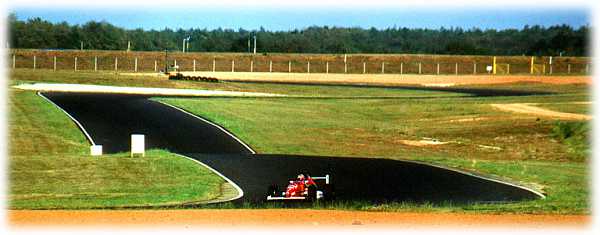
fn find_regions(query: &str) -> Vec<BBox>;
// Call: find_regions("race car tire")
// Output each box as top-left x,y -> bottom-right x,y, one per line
307,185 -> 318,202
322,184 -> 335,201
267,185 -> 279,197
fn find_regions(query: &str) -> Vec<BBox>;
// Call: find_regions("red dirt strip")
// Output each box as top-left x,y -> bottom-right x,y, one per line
8,209 -> 589,229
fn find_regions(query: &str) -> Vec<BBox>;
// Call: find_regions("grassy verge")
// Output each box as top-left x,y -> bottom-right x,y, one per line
9,90 -> 227,209
154,86 -> 590,214
8,69 -> 591,213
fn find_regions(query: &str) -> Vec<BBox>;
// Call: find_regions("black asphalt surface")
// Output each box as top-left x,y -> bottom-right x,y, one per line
43,92 -> 251,154
42,92 -> 543,204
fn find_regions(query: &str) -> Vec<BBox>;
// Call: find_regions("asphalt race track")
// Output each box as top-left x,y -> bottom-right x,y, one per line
42,92 -> 543,204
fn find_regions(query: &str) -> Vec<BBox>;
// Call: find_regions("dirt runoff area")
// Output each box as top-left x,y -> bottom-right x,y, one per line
491,103 -> 592,120
8,209 -> 589,229
179,72 -> 591,86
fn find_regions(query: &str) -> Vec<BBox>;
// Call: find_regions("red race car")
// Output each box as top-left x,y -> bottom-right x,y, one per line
266,173 -> 332,201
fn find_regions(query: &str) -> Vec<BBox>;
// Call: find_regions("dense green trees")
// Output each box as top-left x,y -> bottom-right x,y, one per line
8,14 -> 589,56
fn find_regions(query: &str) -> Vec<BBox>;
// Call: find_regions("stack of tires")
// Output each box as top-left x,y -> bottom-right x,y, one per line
168,73 -> 219,83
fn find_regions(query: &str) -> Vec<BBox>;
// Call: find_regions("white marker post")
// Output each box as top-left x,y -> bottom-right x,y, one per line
131,134 -> 145,157
549,56 -> 553,75
363,62 -> 366,74
455,63 -> 458,75
400,62 -> 403,75
90,145 -> 103,156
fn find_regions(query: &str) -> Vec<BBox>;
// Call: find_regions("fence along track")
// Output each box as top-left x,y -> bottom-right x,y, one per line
9,49 -> 592,75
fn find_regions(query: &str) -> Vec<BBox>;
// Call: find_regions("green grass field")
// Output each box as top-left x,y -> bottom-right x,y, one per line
154,84 -> 590,214
8,69 -> 591,213
8,90 -> 228,209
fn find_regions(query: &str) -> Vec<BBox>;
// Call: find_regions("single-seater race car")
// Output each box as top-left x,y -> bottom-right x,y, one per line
266,173 -> 333,201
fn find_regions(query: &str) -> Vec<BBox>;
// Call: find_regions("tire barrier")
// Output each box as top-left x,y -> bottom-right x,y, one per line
168,73 -> 219,83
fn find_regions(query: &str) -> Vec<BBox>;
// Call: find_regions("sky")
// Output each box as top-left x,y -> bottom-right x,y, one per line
10,5 -> 590,31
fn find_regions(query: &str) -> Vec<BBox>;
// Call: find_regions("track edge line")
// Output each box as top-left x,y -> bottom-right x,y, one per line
402,159 -> 547,200
37,92 -> 96,146
156,100 -> 256,154
173,153 -> 244,202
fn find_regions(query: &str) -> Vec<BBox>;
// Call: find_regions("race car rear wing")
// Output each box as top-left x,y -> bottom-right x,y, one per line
312,174 -> 330,184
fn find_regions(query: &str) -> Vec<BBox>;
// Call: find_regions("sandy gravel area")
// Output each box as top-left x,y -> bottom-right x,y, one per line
491,103 -> 592,120
179,72 -> 591,86
13,83 -> 285,97
8,209 -> 588,229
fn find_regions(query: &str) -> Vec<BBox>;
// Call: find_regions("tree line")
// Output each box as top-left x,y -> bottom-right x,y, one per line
8,13 -> 589,56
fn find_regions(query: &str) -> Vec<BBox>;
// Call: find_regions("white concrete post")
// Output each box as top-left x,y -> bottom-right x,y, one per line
130,134 -> 145,157
326,62 -> 329,74
231,60 -> 235,72
269,60 -> 273,72
381,62 -> 385,74
90,145 -> 103,156
134,57 -> 138,72
174,59 -> 177,68
436,63 -> 440,75
74,57 -> 78,71
288,61 -> 291,73
193,59 -> 196,72
400,62 -> 403,75
586,64 -> 589,74
507,64 -> 510,74
250,60 -> 253,72
363,62 -> 366,74
94,57 -> 98,71
549,56 -> 553,75
154,60 -> 157,72
455,63 -> 458,75
307,61 -> 310,73
567,64 -> 571,74
418,62 -> 422,74
33,55 -> 36,70
473,63 -> 477,74
12,54 -> 15,69
212,58 -> 216,72
53,56 -> 57,71
114,57 -> 118,71
344,62 -> 347,73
